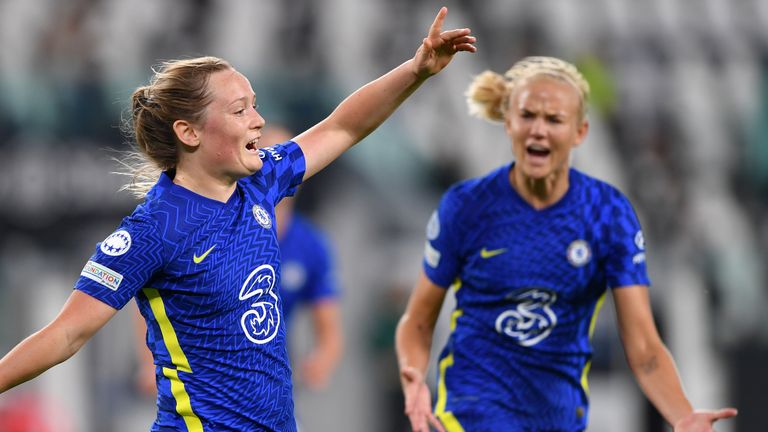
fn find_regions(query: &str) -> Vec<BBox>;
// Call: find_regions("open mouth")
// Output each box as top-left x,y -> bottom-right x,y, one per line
526,144 -> 551,158
245,137 -> 260,153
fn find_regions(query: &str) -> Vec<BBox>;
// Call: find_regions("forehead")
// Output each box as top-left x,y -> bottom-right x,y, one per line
511,75 -> 581,112
207,68 -> 254,105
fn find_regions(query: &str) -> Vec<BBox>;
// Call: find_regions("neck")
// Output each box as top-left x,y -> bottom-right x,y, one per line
509,165 -> 570,210
173,165 -> 238,203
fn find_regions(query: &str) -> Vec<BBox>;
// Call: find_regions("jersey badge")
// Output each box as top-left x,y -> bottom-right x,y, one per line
634,230 -> 645,250
424,241 -> 441,268
100,230 -> 132,256
252,204 -> 272,229
281,261 -> 306,291
81,260 -> 123,291
566,239 -> 591,267
426,210 -> 440,240
193,245 -> 217,264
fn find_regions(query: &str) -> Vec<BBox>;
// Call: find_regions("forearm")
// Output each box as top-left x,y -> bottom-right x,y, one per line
395,314 -> 435,385
0,323 -> 82,393
313,330 -> 343,365
629,344 -> 693,425
329,59 -> 425,144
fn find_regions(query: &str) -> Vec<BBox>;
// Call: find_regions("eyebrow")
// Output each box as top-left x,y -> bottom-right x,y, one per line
227,94 -> 256,107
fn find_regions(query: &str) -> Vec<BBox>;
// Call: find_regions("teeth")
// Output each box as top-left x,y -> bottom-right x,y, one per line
528,145 -> 548,151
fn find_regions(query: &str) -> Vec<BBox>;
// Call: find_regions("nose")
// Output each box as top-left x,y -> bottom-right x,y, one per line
250,106 -> 265,129
529,117 -> 547,138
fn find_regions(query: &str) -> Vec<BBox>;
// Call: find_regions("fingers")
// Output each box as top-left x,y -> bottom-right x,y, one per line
440,28 -> 472,41
709,408 -> 738,420
438,30 -> 476,54
428,7 -> 448,39
427,412 -> 446,432
451,35 -> 477,53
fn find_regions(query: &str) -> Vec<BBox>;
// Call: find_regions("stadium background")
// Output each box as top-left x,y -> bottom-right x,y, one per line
0,0 -> 766,431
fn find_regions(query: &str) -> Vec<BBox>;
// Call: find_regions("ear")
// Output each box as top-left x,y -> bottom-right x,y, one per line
504,114 -> 513,136
173,119 -> 201,147
572,119 -> 589,148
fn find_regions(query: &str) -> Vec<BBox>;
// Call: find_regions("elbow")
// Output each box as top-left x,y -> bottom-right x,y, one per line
625,341 -> 667,376
44,322 -> 89,362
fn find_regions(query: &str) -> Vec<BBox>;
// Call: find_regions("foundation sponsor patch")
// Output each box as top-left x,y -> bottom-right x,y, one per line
81,260 -> 123,291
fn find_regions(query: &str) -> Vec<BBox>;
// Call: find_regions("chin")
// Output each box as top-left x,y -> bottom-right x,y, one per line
245,157 -> 264,174
521,164 -> 551,180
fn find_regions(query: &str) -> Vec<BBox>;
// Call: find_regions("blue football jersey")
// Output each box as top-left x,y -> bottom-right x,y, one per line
278,214 -> 338,325
76,142 -> 306,431
423,163 -> 650,431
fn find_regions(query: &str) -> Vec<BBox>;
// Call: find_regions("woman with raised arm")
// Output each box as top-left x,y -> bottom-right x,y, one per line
0,8 -> 474,431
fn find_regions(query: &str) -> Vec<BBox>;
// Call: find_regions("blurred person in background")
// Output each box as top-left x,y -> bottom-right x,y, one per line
264,125 -> 343,393
395,56 -> 736,432
0,8 -> 475,431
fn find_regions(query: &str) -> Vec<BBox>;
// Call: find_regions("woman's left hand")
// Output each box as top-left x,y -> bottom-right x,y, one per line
413,7 -> 476,79
673,408 -> 738,432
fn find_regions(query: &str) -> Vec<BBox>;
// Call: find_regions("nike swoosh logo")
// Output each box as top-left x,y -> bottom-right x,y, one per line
480,247 -> 507,259
193,245 -> 217,264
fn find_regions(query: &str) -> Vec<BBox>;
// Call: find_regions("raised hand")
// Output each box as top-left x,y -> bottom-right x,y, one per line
413,7 -> 477,79
401,366 -> 444,432
673,408 -> 738,432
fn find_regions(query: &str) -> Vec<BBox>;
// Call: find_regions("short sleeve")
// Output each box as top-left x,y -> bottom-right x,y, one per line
74,217 -> 165,309
258,141 -> 306,204
422,189 -> 464,289
605,192 -> 651,289
304,233 -> 339,304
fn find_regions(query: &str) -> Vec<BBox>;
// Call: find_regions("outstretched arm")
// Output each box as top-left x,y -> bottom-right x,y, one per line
295,7 -> 476,180
0,290 -> 118,393
613,286 -> 737,431
395,270 -> 448,432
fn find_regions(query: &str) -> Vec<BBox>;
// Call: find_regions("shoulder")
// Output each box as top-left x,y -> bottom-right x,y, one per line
441,164 -> 509,216
572,168 -> 633,207
259,142 -> 304,171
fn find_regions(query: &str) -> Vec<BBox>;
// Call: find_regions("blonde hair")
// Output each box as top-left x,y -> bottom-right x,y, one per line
118,56 -> 233,198
466,56 -> 590,123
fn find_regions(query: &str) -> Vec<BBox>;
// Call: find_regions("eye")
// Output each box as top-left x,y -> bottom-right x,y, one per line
520,110 -> 535,119
234,108 -> 246,116
546,115 -> 563,124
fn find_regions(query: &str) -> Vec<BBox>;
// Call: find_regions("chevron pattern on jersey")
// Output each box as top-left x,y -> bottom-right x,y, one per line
76,142 -> 306,431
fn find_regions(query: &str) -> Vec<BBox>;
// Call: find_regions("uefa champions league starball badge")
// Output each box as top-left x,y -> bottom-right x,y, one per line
100,230 -> 132,256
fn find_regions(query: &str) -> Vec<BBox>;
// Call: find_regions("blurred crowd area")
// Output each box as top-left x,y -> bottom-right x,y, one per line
0,0 -> 767,431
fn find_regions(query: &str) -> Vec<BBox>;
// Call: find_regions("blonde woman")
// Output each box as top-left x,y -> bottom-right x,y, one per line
395,57 -> 736,432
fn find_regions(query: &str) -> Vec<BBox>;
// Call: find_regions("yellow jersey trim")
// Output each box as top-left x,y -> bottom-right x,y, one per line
163,367 -> 204,432
434,307 -> 465,432
144,288 -> 202,430
581,291 -> 607,395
